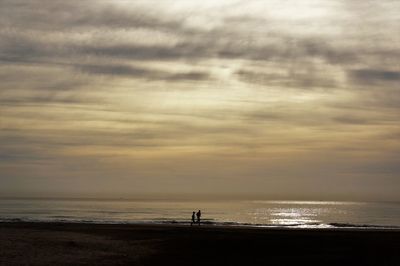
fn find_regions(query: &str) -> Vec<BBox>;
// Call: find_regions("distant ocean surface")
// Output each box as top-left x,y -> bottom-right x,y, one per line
0,199 -> 399,229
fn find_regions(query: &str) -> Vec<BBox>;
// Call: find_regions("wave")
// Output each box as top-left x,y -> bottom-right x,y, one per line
1,216 -> 399,230
327,222 -> 400,229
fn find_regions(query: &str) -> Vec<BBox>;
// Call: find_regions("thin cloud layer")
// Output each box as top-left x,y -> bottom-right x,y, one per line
0,0 -> 399,200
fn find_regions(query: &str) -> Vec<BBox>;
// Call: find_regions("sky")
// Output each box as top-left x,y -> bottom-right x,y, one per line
0,0 -> 399,201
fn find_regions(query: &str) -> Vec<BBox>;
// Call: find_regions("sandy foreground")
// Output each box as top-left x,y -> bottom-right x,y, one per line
0,222 -> 399,266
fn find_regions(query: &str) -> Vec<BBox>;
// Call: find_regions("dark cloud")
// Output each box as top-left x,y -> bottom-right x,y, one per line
76,36 -> 370,67
235,68 -> 337,89
0,0 -> 186,32
167,71 -> 210,81
0,93 -> 100,106
77,63 -> 210,81
78,64 -> 150,77
78,42 -> 210,61
298,39 -> 358,65
0,2 -> 375,70
349,69 -> 400,84
0,32 -> 56,62
332,116 -> 370,125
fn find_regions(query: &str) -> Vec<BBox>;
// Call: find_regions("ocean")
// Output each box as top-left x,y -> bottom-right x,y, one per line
0,198 -> 399,229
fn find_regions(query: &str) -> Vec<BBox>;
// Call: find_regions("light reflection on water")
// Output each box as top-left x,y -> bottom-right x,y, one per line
251,200 -> 364,205
251,207 -> 323,225
0,199 -> 399,228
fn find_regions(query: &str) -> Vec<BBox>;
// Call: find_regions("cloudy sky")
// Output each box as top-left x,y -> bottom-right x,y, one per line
1,0 -> 399,200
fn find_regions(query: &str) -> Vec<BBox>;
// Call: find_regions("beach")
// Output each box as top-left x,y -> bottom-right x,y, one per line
0,222 -> 399,266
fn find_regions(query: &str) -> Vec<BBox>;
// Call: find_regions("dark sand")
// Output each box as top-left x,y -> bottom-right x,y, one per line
0,222 -> 399,266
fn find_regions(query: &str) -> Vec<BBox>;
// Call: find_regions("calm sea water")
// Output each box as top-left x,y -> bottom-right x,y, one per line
0,199 -> 399,229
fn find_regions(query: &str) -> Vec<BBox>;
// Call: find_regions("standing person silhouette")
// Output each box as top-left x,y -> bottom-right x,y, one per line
191,211 -> 196,226
196,210 -> 201,226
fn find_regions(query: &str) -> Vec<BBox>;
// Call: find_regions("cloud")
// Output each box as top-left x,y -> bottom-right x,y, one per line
78,64 -> 151,77
332,116 -> 370,125
235,68 -> 337,90
1,0 -> 398,91
77,63 -> 210,81
0,1 -> 373,68
349,69 -> 400,84
1,0 -> 400,200
0,0 -> 186,32
77,42 -> 209,61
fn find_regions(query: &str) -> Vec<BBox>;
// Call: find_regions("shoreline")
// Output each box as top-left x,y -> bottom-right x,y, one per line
1,221 -> 399,265
1,219 -> 400,231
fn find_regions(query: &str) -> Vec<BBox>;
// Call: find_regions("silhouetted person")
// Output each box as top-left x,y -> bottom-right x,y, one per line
196,210 -> 201,225
191,211 -> 195,226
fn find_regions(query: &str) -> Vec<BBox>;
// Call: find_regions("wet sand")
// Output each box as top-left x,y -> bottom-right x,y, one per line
0,222 -> 399,265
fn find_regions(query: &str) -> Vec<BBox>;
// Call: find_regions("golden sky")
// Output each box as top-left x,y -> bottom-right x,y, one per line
0,0 -> 399,200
